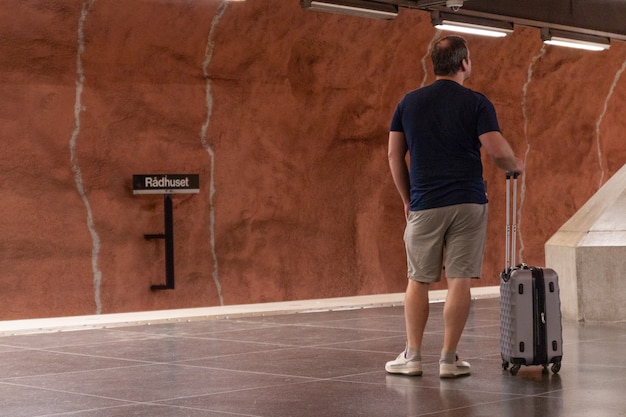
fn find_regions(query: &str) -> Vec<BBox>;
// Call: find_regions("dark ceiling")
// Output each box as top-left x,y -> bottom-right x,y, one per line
376,0 -> 626,42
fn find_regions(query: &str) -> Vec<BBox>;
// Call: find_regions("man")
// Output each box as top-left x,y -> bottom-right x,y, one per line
385,35 -> 524,378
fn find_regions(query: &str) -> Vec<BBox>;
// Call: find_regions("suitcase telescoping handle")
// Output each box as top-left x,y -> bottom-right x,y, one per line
503,172 -> 519,281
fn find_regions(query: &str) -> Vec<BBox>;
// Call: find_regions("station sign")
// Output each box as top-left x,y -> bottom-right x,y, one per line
133,174 -> 199,194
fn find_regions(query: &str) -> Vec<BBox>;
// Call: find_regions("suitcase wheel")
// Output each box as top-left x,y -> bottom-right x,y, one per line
551,361 -> 561,374
510,364 -> 521,375
502,360 -> 509,371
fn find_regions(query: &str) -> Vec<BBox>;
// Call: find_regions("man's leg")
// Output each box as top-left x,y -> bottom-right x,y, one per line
385,279 -> 430,375
405,279 -> 430,351
387,207 -> 445,376
442,277 -> 472,352
440,277 -> 472,377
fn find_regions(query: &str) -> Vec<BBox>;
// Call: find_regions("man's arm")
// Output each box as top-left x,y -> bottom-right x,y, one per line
479,131 -> 525,173
388,131 -> 411,218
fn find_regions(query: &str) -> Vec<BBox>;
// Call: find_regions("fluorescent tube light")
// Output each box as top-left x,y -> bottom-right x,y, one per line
301,0 -> 398,20
541,28 -> 610,51
431,11 -> 513,38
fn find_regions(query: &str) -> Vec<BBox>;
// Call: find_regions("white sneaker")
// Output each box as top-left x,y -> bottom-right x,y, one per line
439,356 -> 471,378
385,351 -> 423,376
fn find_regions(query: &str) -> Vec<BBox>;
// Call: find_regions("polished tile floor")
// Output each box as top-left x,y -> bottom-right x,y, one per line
0,297 -> 625,417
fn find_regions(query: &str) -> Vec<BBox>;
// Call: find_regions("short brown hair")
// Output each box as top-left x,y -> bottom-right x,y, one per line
431,35 -> 468,76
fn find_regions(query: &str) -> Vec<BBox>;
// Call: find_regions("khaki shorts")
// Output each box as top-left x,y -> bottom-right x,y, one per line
403,203 -> 488,283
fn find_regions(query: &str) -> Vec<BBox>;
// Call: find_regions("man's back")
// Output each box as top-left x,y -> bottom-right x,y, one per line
390,79 -> 498,211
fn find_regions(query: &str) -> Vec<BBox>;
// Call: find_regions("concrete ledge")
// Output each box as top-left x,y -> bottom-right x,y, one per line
546,163 -> 626,322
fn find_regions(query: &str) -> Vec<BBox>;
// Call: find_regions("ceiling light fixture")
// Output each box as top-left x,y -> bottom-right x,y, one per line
300,0 -> 398,20
431,11 -> 513,38
541,28 -> 610,51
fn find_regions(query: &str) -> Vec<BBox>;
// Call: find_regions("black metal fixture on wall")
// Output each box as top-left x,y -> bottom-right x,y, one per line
132,174 -> 200,291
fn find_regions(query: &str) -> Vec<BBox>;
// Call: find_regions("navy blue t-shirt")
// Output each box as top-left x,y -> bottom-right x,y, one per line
390,80 -> 499,211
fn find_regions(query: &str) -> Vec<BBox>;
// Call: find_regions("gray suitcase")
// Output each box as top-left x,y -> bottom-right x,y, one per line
500,173 -> 563,375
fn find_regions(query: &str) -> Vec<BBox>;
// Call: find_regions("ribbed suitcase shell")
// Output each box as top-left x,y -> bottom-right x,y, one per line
499,173 -> 563,375
500,266 -> 563,374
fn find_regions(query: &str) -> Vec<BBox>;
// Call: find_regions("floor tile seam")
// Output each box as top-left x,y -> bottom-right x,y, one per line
0,361 -> 175,382
104,329 -> 324,346
199,343 -> 392,358
161,333 -> 297,345
275,320 -> 409,328
274,330 -> 451,347
455,352 -> 504,362
150,377 -> 326,404
302,319 -> 454,334
184,331 -> 413,347
526,395 -> 626,415
211,312 -> 406,325
49,400 -> 262,417
0,342 -> 205,366
0,379 -> 141,404
308,339 -> 440,359
177,334 -> 323,348
0,334 -> 190,350
166,360 -> 329,381
328,376 -> 531,399
101,327 -> 286,339
150,403 -> 263,417
164,344 -> 439,365
34,390 -> 266,417
298,336 -> 415,349
268,323 -> 409,334
0,343 -> 32,349
0,345 -> 35,354
170,345 -> 305,362
232,320 -> 410,331
157,322 -> 292,334
19,346 -> 171,365
534,380 -> 626,399
0,325 -> 193,342
306,342 -> 440,354
409,396 -> 532,417
300,331 -> 501,357
106,320 -> 284,330
162,375 -> 325,403
463,323 -> 501,330
137,326 -> 288,337
529,383 -> 626,401
2,368 -> 323,405
471,352 -> 503,360
297,336 -> 502,352
40,402 -> 178,417
455,332 -> 500,340
464,321 -> 501,328
291,343 -> 503,361
233,314 -> 407,326
290,343 -> 446,360
183,326 -> 408,339
556,361 -> 626,369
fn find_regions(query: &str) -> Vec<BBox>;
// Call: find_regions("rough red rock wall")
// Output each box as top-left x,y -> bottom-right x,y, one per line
0,0 -> 624,319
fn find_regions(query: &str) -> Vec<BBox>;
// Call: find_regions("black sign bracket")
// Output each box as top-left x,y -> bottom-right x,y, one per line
133,174 -> 199,291
145,194 -> 175,290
